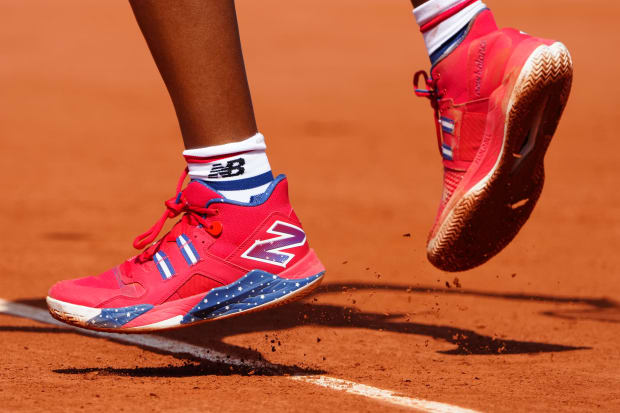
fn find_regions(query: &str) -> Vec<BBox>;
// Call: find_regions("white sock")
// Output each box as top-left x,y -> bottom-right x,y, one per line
183,133 -> 274,203
414,0 -> 487,61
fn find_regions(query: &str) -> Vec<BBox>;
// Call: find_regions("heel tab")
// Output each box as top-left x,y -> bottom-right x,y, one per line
265,174 -> 288,196
247,174 -> 288,205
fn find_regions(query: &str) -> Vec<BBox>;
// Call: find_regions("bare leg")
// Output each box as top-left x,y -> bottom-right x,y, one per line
129,0 -> 257,149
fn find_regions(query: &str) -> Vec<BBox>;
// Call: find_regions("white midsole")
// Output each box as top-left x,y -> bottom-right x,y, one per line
46,296 -> 101,324
128,316 -> 184,331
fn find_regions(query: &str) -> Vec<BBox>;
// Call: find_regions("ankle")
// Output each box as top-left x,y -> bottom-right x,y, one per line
183,133 -> 274,203
414,0 -> 490,64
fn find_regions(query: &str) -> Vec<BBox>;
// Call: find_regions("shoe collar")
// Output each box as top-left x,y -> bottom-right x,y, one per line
188,174 -> 287,208
430,8 -> 495,71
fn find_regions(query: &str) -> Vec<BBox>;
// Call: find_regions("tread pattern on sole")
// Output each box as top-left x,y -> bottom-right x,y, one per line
428,43 -> 573,272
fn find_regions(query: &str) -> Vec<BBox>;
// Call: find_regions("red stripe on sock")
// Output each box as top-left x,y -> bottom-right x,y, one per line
184,150 -> 251,164
419,0 -> 478,33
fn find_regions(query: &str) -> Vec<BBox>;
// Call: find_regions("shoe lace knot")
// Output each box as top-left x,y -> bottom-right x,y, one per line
413,70 -> 442,108
132,168 -> 222,263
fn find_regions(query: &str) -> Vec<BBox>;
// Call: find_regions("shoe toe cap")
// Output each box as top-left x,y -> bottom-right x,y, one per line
47,269 -> 123,308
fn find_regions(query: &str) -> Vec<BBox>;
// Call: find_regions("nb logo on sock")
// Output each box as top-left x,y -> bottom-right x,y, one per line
208,158 -> 246,178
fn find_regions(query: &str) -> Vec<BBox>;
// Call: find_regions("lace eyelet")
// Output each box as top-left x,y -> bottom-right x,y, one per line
206,221 -> 223,237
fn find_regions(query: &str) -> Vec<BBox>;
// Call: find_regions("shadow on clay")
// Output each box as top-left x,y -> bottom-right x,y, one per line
153,282 -> 596,358
323,282 -> 620,325
10,283 -> 611,377
0,323 -> 323,377
52,362 -> 321,378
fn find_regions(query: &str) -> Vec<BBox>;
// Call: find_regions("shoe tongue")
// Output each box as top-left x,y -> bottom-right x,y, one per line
183,180 -> 223,206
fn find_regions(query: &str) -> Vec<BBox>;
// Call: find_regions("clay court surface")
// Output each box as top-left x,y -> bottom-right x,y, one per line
1,0 -> 619,411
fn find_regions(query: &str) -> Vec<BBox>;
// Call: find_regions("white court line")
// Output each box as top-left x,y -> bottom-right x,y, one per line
292,376 -> 480,413
0,298 -> 481,413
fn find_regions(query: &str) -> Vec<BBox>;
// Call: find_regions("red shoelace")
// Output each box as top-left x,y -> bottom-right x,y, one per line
414,70 -> 444,153
133,168 -> 222,263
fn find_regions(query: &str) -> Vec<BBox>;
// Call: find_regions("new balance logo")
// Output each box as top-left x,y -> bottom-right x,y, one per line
473,40 -> 487,99
208,158 -> 245,178
241,221 -> 306,268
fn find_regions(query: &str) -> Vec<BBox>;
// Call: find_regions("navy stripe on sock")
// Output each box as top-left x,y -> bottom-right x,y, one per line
430,24 -> 470,65
205,171 -> 274,191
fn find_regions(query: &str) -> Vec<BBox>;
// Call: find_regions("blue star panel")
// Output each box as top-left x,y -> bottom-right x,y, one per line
87,304 -> 154,329
182,270 -> 324,324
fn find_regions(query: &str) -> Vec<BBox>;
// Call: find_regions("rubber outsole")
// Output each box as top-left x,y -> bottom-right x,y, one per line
47,270 -> 325,334
427,42 -> 573,272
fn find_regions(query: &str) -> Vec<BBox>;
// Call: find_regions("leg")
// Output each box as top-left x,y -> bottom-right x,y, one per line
129,0 -> 256,149
131,0 -> 274,202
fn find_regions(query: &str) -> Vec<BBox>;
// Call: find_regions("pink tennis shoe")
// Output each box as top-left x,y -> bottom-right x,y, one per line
415,10 -> 573,271
47,170 -> 325,332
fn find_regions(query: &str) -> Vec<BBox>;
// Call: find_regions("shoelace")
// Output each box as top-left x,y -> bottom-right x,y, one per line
133,168 -> 222,263
413,70 -> 439,103
414,70 -> 444,152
